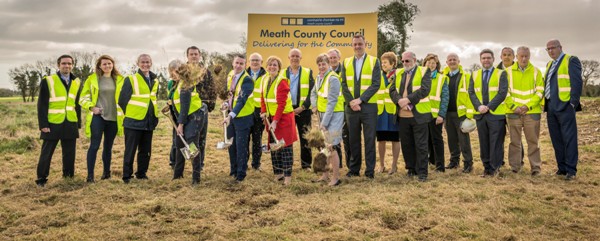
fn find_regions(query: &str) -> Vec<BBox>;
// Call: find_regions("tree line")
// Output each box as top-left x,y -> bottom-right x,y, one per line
8,0 -> 600,101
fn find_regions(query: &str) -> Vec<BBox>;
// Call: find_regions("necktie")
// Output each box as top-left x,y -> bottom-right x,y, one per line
482,70 -> 490,105
228,75 -> 238,109
403,70 -> 412,97
545,60 -> 558,99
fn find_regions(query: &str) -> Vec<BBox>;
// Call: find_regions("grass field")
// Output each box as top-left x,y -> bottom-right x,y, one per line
0,98 -> 599,240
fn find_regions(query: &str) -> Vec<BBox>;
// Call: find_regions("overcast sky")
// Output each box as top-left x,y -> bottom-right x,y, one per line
1,0 -> 599,89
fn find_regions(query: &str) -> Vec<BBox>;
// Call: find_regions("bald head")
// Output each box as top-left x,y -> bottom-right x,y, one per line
546,39 -> 563,60
288,48 -> 302,68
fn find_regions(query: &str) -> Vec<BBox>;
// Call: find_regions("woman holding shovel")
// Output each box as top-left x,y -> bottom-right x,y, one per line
310,53 -> 344,186
260,56 -> 297,186
171,63 -> 205,185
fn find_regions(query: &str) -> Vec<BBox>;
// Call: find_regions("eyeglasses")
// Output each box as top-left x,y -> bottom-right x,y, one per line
250,59 -> 261,62
546,46 -> 561,51
401,60 -> 411,63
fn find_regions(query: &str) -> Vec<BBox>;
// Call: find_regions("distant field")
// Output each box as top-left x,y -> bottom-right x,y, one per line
0,98 -> 599,240
0,96 -> 24,102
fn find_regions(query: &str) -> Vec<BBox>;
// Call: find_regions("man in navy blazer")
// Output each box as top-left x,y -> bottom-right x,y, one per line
223,54 -> 255,182
543,39 -> 582,180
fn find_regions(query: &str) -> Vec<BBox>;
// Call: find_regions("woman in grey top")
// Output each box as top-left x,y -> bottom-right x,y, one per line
80,55 -> 124,182
310,53 -> 344,186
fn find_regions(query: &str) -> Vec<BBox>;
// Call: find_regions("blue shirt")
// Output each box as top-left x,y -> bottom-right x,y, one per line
289,68 -> 300,106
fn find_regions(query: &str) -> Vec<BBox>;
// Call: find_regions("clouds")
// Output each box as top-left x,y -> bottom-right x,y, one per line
0,0 -> 599,88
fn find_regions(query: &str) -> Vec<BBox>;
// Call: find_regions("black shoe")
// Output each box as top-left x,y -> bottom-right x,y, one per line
346,172 -> 359,178
511,170 -> 519,173
331,179 -> 342,186
480,170 -> 493,177
192,179 -> 200,185
446,163 -> 459,169
101,173 -> 111,180
35,180 -> 47,187
365,174 -> 374,179
435,168 -> 445,173
123,178 -> 131,184
555,170 -> 567,176
86,177 -> 95,183
565,173 -> 576,180
136,175 -> 148,180
531,170 -> 541,176
418,176 -> 428,182
407,169 -> 417,177
462,165 -> 473,173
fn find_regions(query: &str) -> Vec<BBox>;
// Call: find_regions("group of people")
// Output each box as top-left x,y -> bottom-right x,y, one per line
35,36 -> 582,187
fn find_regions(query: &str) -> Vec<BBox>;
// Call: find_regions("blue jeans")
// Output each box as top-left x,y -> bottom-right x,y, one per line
87,115 -> 118,179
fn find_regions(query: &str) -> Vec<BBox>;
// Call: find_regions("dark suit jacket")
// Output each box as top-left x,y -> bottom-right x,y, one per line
37,71 -> 82,140
389,67 -> 432,125
230,71 -> 254,118
543,54 -> 583,113
468,68 -> 508,121
340,54 -> 382,106
284,66 -> 314,109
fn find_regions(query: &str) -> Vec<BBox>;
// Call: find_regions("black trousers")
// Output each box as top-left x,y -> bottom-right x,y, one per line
476,116 -> 506,173
340,117 -> 352,168
173,111 -> 204,181
547,105 -> 579,175
444,112 -> 473,167
248,108 -> 265,169
345,104 -> 378,177
428,119 -> 445,171
294,109 -> 312,169
198,105 -> 209,170
123,128 -> 153,180
36,138 -> 76,183
398,117 -> 429,177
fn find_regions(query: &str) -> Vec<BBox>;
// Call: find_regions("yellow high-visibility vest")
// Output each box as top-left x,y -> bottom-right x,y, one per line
45,74 -> 80,124
124,73 -> 158,120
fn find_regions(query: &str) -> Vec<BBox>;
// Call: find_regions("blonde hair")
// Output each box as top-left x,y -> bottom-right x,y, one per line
380,52 -> 398,68
266,56 -> 283,78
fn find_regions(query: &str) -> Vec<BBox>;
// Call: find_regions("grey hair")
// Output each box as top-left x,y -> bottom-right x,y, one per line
168,59 -> 184,71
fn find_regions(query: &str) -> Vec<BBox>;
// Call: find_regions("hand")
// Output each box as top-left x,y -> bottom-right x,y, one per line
293,107 -> 304,115
260,112 -> 267,120
350,98 -> 362,107
221,102 -> 229,111
513,106 -> 522,115
312,107 -> 318,114
436,117 -> 444,125
478,105 -> 489,114
398,98 -> 410,109
176,124 -> 184,136
41,127 -> 50,133
92,107 -> 102,115
351,104 -> 361,111
223,116 -> 231,126
519,106 -> 528,115
270,120 -> 278,132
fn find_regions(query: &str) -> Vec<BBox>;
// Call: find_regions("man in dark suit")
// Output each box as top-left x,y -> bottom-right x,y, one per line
389,51 -> 432,181
340,34 -> 381,179
469,49 -> 509,177
543,39 -> 583,180
282,48 -> 314,170
36,54 -> 82,187
328,48 -> 351,169
223,54 -> 255,182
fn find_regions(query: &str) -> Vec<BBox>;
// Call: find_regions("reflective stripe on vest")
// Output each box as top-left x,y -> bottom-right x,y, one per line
344,55 -> 380,103
227,70 -> 254,118
173,81 -> 202,115
125,73 -> 158,120
473,69 -> 507,115
429,73 -> 448,117
377,71 -> 397,115
281,67 -> 311,106
395,66 -> 431,114
252,74 -> 265,108
81,73 -> 125,138
46,74 -> 80,124
317,71 -> 345,113
546,54 -> 572,102
506,63 -> 543,114
262,73 -> 293,116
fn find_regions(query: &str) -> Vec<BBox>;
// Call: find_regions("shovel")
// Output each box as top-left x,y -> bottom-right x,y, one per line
161,105 -> 200,161
264,117 -> 285,151
216,109 -> 234,150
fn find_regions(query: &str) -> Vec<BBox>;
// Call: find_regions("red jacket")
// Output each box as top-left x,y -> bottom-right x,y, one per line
261,78 -> 297,147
